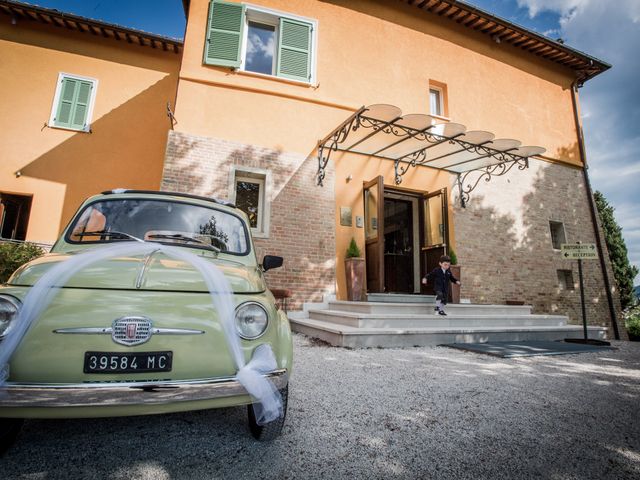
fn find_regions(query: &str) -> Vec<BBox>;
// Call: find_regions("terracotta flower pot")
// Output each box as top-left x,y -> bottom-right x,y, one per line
345,257 -> 365,301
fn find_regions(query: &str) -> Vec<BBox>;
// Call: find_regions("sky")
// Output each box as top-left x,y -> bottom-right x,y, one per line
25,0 -> 640,285
468,0 -> 640,286
24,0 -> 187,39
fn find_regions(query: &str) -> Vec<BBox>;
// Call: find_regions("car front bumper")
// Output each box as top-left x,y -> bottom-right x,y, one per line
0,369 -> 288,408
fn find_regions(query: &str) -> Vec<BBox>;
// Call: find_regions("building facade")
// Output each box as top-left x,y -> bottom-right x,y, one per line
0,0 -> 181,241
0,0 -> 623,336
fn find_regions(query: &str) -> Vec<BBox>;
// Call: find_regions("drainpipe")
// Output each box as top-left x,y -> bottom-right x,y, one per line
570,78 -> 620,339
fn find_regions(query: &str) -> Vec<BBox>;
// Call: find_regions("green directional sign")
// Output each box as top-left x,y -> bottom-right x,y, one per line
560,243 -> 598,260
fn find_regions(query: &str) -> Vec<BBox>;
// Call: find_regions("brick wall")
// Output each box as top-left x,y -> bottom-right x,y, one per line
452,159 -> 624,338
161,131 -> 625,338
161,130 -> 336,310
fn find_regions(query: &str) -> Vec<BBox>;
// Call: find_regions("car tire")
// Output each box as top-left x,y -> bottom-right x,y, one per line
0,418 -> 23,455
247,385 -> 288,441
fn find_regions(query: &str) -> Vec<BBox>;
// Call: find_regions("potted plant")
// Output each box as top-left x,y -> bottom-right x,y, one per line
448,248 -> 461,304
345,238 -> 365,301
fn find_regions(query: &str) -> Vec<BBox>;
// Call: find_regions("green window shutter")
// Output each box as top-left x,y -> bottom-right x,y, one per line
70,81 -> 93,130
54,76 -> 93,131
204,0 -> 245,67
276,18 -> 312,82
55,77 -> 77,128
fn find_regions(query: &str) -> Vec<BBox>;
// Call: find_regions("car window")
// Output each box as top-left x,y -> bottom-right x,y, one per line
67,199 -> 250,255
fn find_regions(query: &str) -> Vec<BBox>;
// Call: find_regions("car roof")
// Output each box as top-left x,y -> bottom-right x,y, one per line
99,189 -> 236,208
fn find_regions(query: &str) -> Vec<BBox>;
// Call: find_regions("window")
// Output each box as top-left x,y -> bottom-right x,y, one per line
549,221 -> 566,250
428,81 -> 448,118
0,193 -> 32,241
235,176 -> 264,230
49,73 -> 98,132
230,168 -> 271,237
429,88 -> 443,117
245,21 -> 276,75
557,270 -> 575,291
204,1 -> 316,84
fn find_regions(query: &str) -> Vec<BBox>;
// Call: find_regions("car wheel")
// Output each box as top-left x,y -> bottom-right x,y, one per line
0,418 -> 23,455
247,385 -> 288,441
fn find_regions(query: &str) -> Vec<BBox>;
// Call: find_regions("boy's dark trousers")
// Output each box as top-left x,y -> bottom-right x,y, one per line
426,268 -> 459,307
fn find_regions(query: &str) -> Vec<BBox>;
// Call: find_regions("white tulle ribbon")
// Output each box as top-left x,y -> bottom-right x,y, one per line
237,343 -> 283,423
0,242 -> 282,424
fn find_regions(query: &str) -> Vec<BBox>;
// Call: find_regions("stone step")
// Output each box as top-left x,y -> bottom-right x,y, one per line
367,293 -> 435,303
289,317 -> 608,349
328,301 -> 533,316
308,309 -> 567,329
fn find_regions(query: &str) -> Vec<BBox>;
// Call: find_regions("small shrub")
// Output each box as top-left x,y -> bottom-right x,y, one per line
0,242 -> 44,283
448,249 -> 458,265
345,238 -> 361,258
624,306 -> 640,338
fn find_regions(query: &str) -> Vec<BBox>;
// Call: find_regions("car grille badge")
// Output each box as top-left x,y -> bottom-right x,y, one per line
112,316 -> 153,346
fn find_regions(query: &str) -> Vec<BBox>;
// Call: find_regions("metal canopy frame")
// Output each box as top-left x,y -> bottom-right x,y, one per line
317,104 -> 545,207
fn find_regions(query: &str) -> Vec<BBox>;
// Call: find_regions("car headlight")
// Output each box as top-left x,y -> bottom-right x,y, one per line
0,295 -> 21,339
235,302 -> 269,340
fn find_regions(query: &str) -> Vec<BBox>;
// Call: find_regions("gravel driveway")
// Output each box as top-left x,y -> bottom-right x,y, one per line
2,334 -> 639,479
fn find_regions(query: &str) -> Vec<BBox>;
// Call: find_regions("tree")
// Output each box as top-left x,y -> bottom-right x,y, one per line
594,191 -> 639,309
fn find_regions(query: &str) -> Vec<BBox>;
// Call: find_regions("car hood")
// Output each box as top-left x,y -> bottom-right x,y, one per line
7,251 -> 266,293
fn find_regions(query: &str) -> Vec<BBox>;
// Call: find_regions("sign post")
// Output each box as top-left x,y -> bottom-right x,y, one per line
560,243 -> 608,345
577,257 -> 587,340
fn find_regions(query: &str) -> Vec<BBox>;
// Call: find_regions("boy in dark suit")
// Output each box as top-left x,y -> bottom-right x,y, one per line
421,255 -> 461,316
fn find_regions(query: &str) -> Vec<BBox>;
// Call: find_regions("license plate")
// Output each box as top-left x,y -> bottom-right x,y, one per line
84,351 -> 173,374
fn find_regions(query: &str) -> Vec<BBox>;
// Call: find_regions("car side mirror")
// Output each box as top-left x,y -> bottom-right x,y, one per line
262,255 -> 283,272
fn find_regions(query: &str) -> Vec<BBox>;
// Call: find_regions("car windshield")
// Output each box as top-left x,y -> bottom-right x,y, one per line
66,199 -> 249,255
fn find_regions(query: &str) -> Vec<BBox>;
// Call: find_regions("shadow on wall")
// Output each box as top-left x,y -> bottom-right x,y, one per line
162,133 -> 336,310
17,74 -> 177,233
452,149 -> 619,327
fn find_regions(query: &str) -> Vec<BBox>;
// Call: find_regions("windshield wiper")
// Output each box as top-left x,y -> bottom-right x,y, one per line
146,233 -> 221,253
74,230 -> 144,242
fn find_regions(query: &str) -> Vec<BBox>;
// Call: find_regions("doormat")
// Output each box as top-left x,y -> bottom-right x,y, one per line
441,340 -> 616,358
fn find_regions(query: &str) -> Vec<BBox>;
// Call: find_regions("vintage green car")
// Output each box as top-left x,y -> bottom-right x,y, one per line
0,190 -> 293,451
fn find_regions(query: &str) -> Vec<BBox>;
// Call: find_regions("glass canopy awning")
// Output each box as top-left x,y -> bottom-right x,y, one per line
317,104 -> 545,207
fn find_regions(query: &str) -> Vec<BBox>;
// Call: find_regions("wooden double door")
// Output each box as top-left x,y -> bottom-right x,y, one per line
363,176 -> 448,295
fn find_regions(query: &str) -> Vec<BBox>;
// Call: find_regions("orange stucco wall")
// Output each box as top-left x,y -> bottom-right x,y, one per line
177,0 -> 579,160
175,0 -> 583,298
0,16 -> 180,242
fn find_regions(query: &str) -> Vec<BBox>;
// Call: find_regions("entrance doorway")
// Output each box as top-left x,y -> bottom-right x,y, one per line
363,177 -> 448,295
384,196 -> 415,293
0,193 -> 33,240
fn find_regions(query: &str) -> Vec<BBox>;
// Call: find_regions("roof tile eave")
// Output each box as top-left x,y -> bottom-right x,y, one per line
403,0 -> 611,82
0,0 -> 184,53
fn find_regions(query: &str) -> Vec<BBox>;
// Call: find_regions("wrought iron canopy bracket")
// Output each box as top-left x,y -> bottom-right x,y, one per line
392,137 -> 526,186
454,157 -> 529,208
316,106 -> 366,186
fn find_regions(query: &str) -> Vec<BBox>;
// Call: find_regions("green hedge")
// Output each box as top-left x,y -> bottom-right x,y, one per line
0,242 -> 44,283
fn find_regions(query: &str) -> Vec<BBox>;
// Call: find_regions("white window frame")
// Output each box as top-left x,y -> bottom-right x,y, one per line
229,166 -> 272,238
49,72 -> 99,133
239,3 -> 318,85
429,86 -> 444,117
